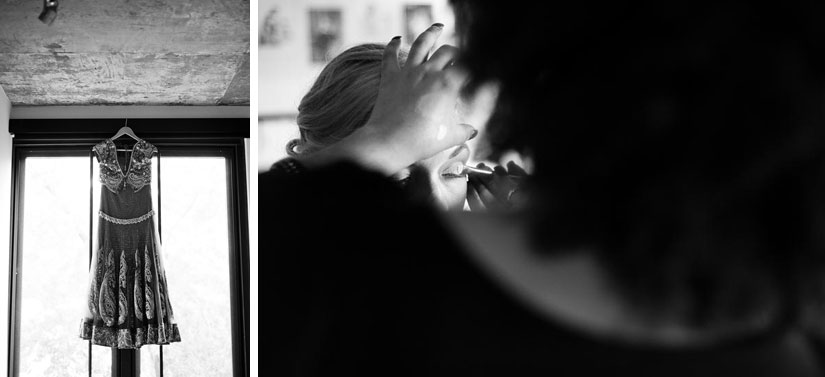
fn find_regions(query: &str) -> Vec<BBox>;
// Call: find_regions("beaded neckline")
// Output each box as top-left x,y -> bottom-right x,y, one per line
94,138 -> 155,193
107,138 -> 141,177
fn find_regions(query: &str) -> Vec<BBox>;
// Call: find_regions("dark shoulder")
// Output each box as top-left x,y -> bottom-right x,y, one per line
259,160 -> 439,257
260,160 -> 412,214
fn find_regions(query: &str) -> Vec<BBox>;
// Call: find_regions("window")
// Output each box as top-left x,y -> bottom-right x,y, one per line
8,120 -> 249,377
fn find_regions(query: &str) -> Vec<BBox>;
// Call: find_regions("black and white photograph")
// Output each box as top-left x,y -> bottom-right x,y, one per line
3,0 -> 825,376
0,0 -> 251,376
259,1 -> 825,376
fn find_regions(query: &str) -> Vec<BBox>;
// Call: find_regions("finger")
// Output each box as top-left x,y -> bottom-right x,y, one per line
509,188 -> 527,208
472,178 -> 502,209
434,122 -> 477,154
425,44 -> 458,71
382,36 -> 402,75
442,64 -> 470,89
472,162 -> 494,182
477,168 -> 517,202
408,23 -> 444,67
466,184 -> 486,212
506,160 -> 528,176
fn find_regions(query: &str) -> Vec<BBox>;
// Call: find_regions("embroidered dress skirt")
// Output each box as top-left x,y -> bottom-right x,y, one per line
80,139 -> 181,349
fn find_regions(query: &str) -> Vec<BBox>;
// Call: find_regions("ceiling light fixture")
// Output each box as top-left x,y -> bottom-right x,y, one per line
38,0 -> 58,25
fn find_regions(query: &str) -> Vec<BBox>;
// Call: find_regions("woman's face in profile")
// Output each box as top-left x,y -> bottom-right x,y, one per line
394,82 -> 500,211
395,143 -> 472,210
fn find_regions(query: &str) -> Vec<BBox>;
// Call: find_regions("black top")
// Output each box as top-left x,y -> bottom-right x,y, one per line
262,161 -> 825,376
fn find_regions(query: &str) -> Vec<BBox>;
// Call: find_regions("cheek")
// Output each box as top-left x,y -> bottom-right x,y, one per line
429,176 -> 468,210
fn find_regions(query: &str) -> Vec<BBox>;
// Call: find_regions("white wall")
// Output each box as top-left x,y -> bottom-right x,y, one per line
258,0 -> 455,116
0,85 -> 12,375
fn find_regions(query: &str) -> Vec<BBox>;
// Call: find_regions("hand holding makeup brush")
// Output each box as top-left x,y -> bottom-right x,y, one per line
466,161 -> 528,212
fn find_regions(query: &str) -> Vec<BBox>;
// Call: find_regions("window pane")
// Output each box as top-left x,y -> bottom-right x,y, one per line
140,345 -> 161,377
91,347 -> 112,377
141,157 -> 233,376
18,157 -> 106,376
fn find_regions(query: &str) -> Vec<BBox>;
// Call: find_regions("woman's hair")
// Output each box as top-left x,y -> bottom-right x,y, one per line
287,44 -> 408,157
450,1 -> 825,329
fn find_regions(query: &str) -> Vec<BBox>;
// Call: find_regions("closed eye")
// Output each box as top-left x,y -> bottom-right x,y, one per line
394,167 -> 413,186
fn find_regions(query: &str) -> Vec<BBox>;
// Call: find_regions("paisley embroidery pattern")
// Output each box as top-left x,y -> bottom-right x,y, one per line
87,277 -> 97,317
93,250 -> 104,315
145,246 -> 155,320
134,327 -> 145,348
117,329 -> 134,349
99,251 -> 116,327
88,251 -> 102,317
134,249 -> 144,322
84,243 -> 182,348
80,320 -> 181,349
157,270 -> 166,321
118,251 -> 128,325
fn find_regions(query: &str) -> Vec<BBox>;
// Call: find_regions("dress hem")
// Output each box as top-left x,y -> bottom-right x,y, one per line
79,320 -> 181,349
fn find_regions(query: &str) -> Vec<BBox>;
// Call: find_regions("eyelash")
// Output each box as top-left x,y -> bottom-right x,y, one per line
441,172 -> 465,179
396,166 -> 466,186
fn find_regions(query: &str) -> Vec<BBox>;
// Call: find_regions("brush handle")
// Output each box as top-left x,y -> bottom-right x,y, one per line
463,165 -> 526,180
462,165 -> 493,175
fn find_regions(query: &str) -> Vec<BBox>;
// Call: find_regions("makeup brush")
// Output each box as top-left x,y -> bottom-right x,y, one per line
460,164 -> 525,180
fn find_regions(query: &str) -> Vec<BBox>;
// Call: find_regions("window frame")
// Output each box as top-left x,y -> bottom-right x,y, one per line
6,118 -> 250,377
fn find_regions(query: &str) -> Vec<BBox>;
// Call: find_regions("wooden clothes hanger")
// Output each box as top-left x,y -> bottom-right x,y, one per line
111,119 -> 140,151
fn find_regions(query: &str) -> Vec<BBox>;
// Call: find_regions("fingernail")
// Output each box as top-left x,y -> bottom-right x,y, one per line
468,128 -> 478,140
432,23 -> 444,29
391,36 -> 401,41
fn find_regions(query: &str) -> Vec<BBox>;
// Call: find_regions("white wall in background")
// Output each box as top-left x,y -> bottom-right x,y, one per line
258,0 -> 455,116
0,84 -> 12,375
259,118 -> 300,172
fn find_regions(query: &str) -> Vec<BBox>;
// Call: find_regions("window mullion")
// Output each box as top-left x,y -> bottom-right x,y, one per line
89,150 -> 93,377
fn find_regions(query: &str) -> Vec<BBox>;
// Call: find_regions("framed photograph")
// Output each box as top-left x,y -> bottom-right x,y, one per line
309,9 -> 342,63
260,7 -> 289,47
405,5 -> 433,43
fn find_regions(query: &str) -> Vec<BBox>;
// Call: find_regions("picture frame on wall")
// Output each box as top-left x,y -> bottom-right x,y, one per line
309,9 -> 343,63
260,6 -> 289,47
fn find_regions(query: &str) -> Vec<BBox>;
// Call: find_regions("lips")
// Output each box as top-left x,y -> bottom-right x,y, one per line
441,144 -> 472,178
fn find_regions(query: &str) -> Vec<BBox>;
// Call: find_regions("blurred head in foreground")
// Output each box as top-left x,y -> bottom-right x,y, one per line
450,0 -> 825,332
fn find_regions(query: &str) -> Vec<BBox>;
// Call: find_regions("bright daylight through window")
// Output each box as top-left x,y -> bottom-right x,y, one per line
17,156 -> 233,377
